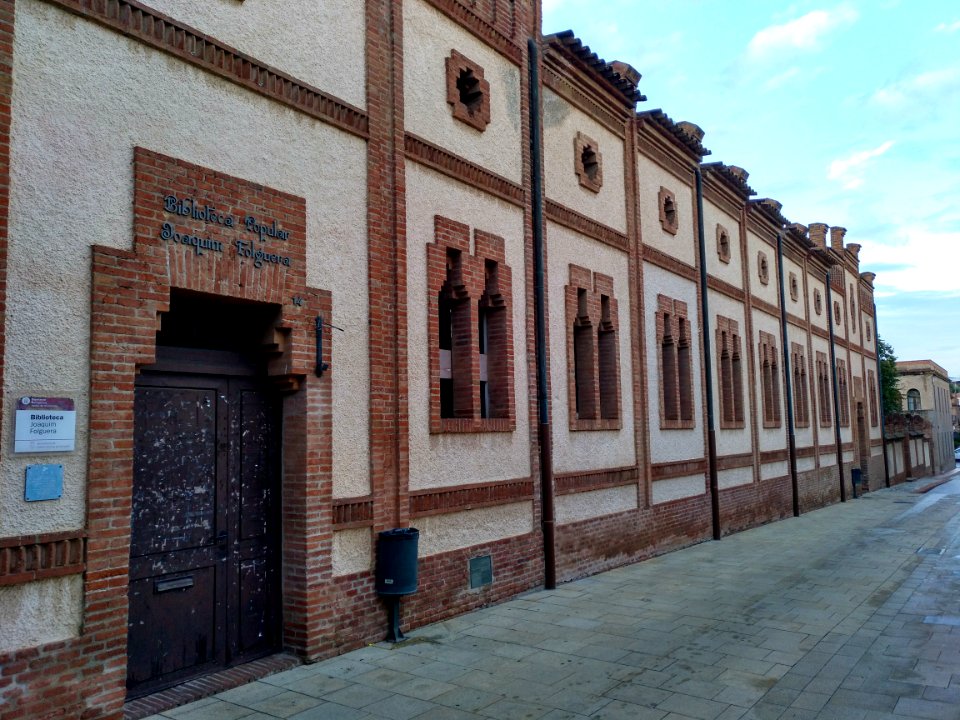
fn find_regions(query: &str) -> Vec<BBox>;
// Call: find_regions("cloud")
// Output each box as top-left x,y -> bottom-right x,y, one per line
872,67 -> 960,107
827,141 -> 894,189
747,6 -> 859,59
764,67 -> 801,90
934,20 -> 960,33
862,227 -> 960,296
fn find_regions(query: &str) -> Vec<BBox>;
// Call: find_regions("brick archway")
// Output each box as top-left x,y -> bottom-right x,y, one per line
82,148 -> 334,712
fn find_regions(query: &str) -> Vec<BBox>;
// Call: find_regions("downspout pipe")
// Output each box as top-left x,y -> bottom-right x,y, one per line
695,169 -> 721,541
528,38 -> 556,589
825,273 -> 847,502
776,233 -> 800,517
873,301 -> 891,487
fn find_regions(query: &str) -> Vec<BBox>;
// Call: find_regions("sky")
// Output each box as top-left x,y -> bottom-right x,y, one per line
542,0 -> 960,379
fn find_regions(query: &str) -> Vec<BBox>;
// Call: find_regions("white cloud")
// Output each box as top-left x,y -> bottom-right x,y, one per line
747,6 -> 859,59
934,20 -> 960,33
764,66 -> 801,90
872,67 -> 960,107
862,228 -> 960,295
827,141 -> 894,190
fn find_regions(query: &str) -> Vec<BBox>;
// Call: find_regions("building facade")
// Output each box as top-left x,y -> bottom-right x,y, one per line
897,360 -> 953,474
0,2 -> 887,718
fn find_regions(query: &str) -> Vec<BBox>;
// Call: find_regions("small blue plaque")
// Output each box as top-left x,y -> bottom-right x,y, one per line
25,464 -> 63,502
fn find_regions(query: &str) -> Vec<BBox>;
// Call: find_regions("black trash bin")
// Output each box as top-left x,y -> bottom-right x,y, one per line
376,527 -> 419,595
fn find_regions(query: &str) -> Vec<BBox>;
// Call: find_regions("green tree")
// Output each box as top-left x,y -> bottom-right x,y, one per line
877,336 -> 901,417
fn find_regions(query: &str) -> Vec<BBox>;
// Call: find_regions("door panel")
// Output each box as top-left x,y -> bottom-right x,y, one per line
128,370 -> 280,696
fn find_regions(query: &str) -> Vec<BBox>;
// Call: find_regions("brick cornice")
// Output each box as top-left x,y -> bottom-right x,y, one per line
421,0 -> 522,64
405,133 -> 525,207
332,497 -> 375,529
542,62 -> 627,136
643,245 -> 698,282
554,466 -> 638,495
706,275 -> 746,302
409,479 -> 534,517
716,452 -> 753,471
44,0 -> 369,139
0,531 -> 86,586
545,199 -> 628,251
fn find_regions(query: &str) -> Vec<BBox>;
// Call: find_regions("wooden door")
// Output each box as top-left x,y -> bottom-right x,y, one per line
127,370 -> 280,696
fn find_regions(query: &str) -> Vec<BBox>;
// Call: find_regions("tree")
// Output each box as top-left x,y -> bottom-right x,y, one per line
877,336 -> 901,417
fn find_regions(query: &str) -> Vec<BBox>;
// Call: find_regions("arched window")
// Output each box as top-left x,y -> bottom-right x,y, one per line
907,389 -> 921,412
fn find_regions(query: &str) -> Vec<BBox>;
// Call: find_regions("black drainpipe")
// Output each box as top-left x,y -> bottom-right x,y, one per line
528,38 -> 555,589
825,273 -> 847,502
873,301 -> 891,487
695,169 -> 721,540
776,232 -> 800,516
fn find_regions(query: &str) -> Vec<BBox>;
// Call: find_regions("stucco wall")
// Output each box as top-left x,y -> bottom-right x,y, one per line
416,502 -> 533,556
403,0 -> 523,184
143,0 -> 366,109
702,198 -> 743,287
548,222 -> 636,474
332,528 -> 373,577
542,88 -> 626,233
644,264 -> 704,462
3,0 -> 371,538
637,155 -> 697,267
405,163 -> 531,490
718,467 -> 752,490
782,256 -> 805,320
652,475 -> 705,504
555,485 -> 637,525
807,275 -> 828,333
746,231 -> 779,308
0,576 -> 82,653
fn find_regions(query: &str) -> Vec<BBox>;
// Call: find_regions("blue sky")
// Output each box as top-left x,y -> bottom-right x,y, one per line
542,0 -> 960,378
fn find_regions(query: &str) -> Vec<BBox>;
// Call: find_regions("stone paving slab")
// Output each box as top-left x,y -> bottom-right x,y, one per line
144,472 -> 960,720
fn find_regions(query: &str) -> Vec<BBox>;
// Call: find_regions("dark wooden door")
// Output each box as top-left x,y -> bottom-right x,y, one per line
127,370 -> 280,696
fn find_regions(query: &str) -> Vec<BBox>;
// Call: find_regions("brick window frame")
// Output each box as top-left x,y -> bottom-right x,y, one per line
445,50 -> 491,132
716,224 -> 731,263
758,331 -> 781,428
791,342 -> 810,428
657,294 -> 694,429
814,288 -> 823,316
574,131 -> 603,193
658,186 -> 678,235
428,215 -> 515,433
837,359 -> 850,427
789,273 -> 799,302
757,251 -> 770,285
816,351 -> 832,427
868,369 -> 879,427
716,315 -> 744,429
566,265 -> 622,431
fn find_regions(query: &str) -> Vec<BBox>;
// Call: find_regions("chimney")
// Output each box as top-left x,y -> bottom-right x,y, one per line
830,226 -> 847,252
610,61 -> 641,88
846,243 -> 861,262
676,121 -> 705,142
808,223 -> 828,250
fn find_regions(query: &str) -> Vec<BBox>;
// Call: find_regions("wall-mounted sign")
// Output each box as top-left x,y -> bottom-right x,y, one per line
14,396 -> 76,453
159,193 -> 293,268
25,464 -> 64,501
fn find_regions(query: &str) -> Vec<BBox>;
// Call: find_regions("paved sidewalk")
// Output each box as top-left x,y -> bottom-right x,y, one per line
147,471 -> 960,720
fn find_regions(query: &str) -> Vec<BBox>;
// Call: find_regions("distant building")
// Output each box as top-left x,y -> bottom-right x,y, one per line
897,360 -> 953,472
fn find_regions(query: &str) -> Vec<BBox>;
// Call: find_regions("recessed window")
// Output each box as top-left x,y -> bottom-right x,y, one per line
574,132 -> 603,193
866,321 -> 872,341
837,359 -> 850,427
759,331 -> 781,428
445,50 -> 490,132
816,351 -> 832,427
716,316 -> 744,429
567,266 -> 621,431
906,388 -> 921,412
814,289 -> 823,315
716,225 -> 731,263
789,273 -> 799,302
658,187 -> 678,235
791,342 -> 809,427
757,251 -> 769,285
658,295 -> 694,429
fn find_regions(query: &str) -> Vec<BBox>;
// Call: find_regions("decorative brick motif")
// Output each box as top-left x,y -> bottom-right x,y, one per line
757,250 -> 770,285
791,342 -> 810,427
545,199 -> 628,251
0,532 -> 85,586
716,316 -> 744,429
716,224 -> 731,263
446,50 -> 491,131
837,358 -> 850,427
566,265 -> 622,431
814,288 -> 823,315
656,295 -> 694,429
788,272 -> 799,302
333,498 -> 374,528
758,330 -> 781,428
573,131 -> 602,192
410,479 -> 534,517
658,186 -> 678,235
428,215 -> 516,433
